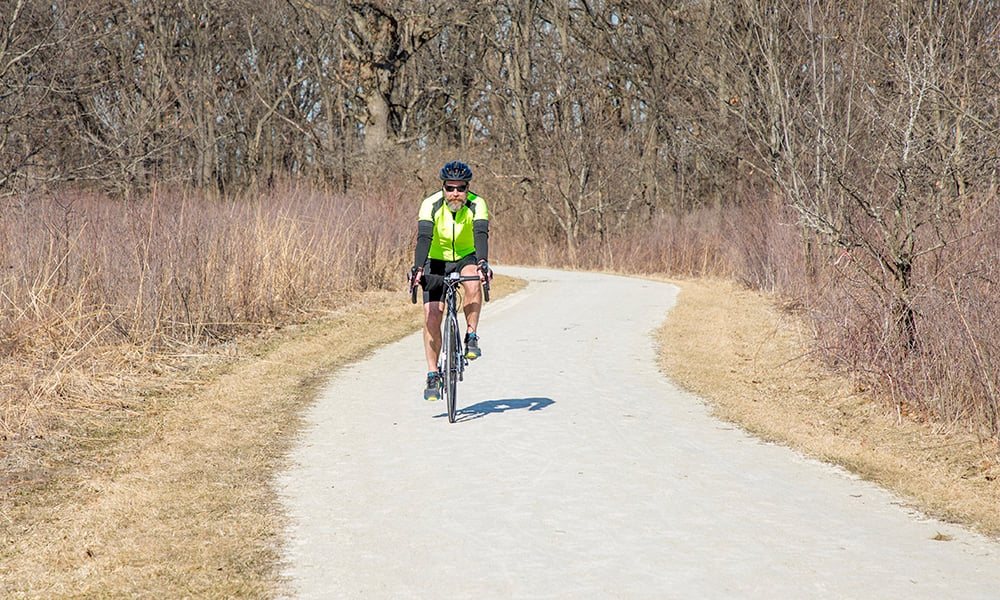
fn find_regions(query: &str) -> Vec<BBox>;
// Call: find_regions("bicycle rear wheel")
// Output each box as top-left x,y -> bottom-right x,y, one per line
444,312 -> 460,423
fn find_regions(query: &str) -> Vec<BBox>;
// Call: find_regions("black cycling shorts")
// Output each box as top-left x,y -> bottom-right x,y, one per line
421,255 -> 478,303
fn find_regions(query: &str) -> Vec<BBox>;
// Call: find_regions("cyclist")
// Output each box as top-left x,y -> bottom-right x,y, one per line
409,161 -> 492,401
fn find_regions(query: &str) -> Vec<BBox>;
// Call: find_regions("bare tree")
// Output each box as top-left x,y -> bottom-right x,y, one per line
793,2 -> 999,351
704,0 -> 1000,352
288,0 -> 452,153
0,0 -> 89,192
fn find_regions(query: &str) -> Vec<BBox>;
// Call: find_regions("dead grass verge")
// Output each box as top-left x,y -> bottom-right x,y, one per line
657,278 -> 1000,537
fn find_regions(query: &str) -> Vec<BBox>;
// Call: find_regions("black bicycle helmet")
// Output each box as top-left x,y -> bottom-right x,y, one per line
439,161 -> 473,181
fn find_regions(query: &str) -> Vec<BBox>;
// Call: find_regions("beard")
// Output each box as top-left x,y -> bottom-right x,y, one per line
447,199 -> 465,212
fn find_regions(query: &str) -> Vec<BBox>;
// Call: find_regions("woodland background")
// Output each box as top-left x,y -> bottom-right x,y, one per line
2,0 -> 999,440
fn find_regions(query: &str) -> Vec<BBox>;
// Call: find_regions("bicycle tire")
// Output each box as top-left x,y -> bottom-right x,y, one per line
445,312 -> 460,423
440,309 -> 452,409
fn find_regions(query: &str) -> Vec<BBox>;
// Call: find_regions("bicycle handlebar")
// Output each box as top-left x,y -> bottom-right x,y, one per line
409,272 -> 491,303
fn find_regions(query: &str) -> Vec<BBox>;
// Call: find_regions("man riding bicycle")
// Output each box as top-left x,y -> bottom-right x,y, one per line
409,161 -> 492,401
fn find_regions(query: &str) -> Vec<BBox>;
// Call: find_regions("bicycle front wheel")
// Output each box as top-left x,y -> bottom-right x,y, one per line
444,313 -> 460,423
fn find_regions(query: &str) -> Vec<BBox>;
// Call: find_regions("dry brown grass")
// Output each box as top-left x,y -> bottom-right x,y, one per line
657,277 -> 1000,537
5,172 -> 998,597
0,275 -> 524,598
0,188 -> 412,444
4,270 -> 998,597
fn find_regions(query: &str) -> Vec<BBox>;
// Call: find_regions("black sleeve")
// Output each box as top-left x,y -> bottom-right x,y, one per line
474,219 -> 489,263
413,220 -> 434,268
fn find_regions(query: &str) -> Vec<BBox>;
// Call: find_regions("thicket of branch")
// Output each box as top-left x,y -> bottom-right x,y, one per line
2,1 -> 999,436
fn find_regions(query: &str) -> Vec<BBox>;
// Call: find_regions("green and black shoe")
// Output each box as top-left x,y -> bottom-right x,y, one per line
464,333 -> 481,360
424,372 -> 441,401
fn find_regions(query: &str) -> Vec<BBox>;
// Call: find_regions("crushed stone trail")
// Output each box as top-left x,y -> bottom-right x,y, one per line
278,267 -> 1000,599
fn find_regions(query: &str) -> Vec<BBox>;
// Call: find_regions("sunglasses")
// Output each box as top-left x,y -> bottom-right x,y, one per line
443,184 -> 468,193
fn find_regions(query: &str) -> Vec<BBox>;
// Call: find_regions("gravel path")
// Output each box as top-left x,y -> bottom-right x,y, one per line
277,267 -> 1000,599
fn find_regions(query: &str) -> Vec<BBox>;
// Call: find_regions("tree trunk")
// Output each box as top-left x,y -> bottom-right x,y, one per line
362,83 -> 390,152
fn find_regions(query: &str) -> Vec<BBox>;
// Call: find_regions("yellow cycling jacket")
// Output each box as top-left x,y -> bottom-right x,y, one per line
414,190 -> 489,264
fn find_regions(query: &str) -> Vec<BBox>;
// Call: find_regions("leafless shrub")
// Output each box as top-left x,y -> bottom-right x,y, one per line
0,185 -> 412,437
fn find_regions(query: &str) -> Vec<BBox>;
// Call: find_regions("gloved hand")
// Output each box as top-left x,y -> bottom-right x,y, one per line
477,260 -> 493,282
408,266 -> 423,287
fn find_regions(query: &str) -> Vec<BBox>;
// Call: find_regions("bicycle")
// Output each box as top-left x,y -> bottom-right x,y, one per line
411,267 -> 491,423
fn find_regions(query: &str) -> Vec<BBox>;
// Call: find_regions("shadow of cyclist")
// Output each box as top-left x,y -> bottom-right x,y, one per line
435,397 -> 554,422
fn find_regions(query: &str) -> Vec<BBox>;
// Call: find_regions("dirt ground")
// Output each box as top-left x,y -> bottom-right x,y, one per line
1,273 -> 997,597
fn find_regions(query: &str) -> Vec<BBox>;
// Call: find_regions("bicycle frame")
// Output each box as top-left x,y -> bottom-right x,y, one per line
410,268 -> 490,423
438,272 -> 481,423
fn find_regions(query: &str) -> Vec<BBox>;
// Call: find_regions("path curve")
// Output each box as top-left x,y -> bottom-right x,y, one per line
278,267 -> 1000,599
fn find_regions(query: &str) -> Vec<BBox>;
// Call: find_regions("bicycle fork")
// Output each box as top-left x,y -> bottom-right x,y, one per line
438,310 -> 466,380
